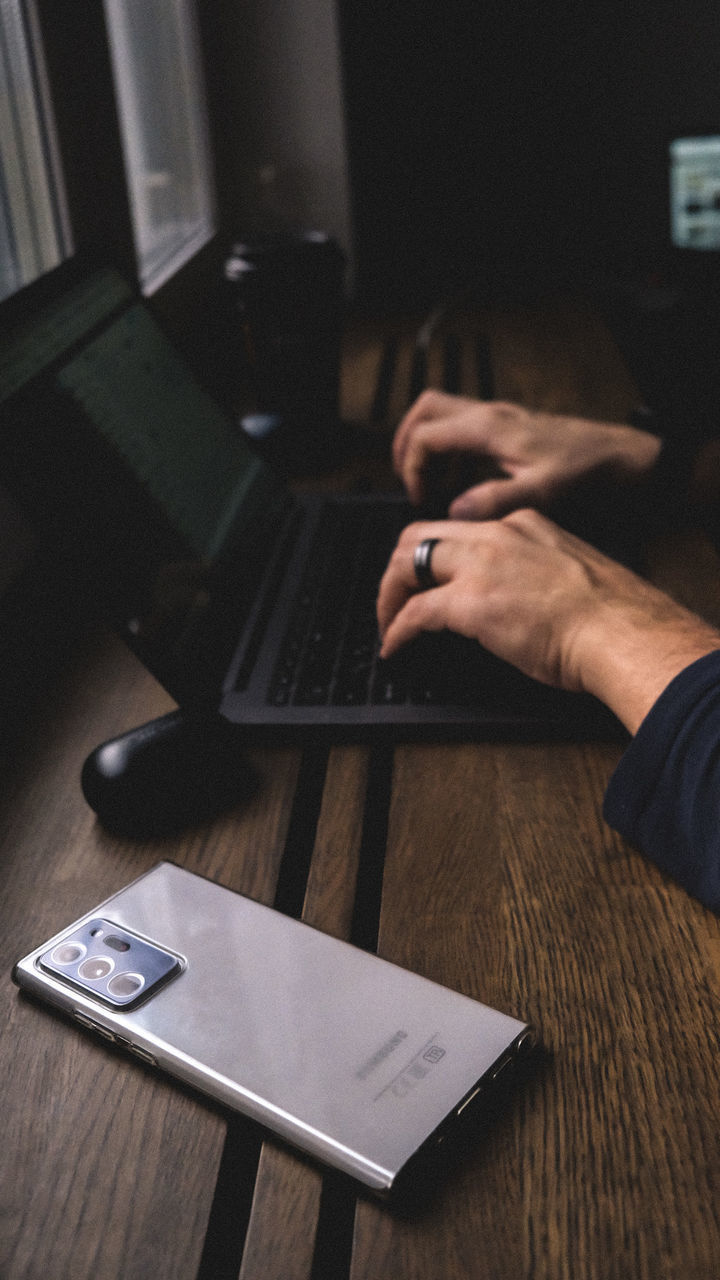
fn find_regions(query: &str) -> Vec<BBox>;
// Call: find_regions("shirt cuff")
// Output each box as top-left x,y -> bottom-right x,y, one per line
603,648 -> 720,908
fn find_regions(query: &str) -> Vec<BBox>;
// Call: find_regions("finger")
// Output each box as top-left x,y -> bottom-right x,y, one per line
398,415 -> 498,505
377,527 -> 463,628
376,523 -> 454,636
448,475 -> 542,520
399,424 -> 446,505
376,551 -> 416,638
393,390 -> 468,474
379,585 -> 453,658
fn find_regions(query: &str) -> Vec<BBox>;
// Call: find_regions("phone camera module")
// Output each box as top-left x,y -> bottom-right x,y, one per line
78,956 -> 114,982
41,919 -> 180,1005
107,972 -> 145,1000
51,941 -> 87,966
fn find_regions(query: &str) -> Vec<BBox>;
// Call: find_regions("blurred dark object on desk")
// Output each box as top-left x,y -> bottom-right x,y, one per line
225,232 -> 346,475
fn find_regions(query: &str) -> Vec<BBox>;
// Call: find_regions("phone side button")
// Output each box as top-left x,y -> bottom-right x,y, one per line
490,1054 -> 512,1083
73,1011 -> 116,1042
128,1045 -> 157,1067
456,1084 -> 483,1117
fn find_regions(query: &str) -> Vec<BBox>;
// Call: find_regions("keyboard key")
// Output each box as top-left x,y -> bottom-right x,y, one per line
267,500 -> 410,709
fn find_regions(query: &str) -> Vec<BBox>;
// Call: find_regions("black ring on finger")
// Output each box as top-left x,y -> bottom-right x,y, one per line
413,537 -> 441,590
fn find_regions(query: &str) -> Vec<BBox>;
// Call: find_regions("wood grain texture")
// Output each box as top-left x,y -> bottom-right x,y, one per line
238,1147 -> 325,1280
351,743 -> 720,1279
302,745 -> 369,936
0,622 -> 302,1280
340,316 -> 391,426
645,528 -> 720,626
487,297 -> 640,421
0,626 -> 225,1280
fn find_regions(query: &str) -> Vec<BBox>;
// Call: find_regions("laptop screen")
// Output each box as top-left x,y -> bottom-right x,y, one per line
0,260 -> 288,707
56,303 -> 269,564
0,267 -> 133,404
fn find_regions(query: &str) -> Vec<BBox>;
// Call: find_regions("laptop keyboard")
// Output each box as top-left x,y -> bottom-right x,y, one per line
268,500 -> 406,708
266,498 -> 523,711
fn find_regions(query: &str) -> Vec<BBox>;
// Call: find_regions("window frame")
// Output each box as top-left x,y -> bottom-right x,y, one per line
17,0 -> 228,361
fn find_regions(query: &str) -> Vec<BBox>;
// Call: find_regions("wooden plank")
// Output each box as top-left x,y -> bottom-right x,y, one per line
342,296 -> 640,427
302,745 -> 369,934
351,741 -> 720,1279
1,628 -> 222,1280
1,624 -> 302,1280
488,297 -> 640,420
645,528 -> 720,627
340,317 -> 390,427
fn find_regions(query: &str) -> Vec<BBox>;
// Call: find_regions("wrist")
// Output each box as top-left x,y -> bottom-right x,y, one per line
571,596 -> 720,734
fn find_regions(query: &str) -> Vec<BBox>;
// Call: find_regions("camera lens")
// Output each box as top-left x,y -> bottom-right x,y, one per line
51,942 -> 86,966
107,972 -> 144,999
78,956 -> 114,982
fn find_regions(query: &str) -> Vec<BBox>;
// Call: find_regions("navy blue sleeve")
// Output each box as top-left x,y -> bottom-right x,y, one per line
603,649 -> 720,911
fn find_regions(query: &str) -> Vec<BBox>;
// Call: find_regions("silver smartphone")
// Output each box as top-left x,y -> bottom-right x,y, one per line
13,861 -> 535,1195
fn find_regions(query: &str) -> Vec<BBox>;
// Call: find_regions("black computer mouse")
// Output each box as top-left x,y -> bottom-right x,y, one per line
81,710 -> 259,837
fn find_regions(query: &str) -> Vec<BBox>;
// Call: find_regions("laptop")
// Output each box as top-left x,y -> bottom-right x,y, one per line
0,259 -> 628,741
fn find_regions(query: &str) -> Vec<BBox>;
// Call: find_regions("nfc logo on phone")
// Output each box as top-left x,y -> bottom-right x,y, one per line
423,1045 -> 446,1064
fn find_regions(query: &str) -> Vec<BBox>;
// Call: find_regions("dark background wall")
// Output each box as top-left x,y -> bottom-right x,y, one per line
336,0 -> 720,305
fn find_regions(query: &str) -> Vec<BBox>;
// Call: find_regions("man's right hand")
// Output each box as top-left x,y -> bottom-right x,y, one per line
377,509 -> 720,735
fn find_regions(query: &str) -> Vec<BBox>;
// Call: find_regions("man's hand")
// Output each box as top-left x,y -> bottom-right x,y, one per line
392,391 -> 661,518
377,510 -> 720,733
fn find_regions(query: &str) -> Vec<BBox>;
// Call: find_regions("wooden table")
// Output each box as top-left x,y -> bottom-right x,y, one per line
3,297 -> 720,1280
